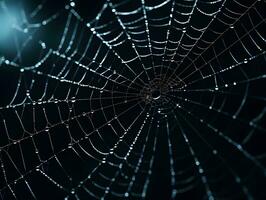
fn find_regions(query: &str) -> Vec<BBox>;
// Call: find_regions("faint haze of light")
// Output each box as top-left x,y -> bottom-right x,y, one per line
0,2 -> 17,43
0,0 -> 26,54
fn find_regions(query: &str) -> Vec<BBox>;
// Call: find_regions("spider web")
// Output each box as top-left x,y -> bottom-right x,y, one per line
0,0 -> 266,199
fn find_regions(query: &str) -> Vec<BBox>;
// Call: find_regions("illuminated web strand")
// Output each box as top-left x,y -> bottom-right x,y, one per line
99,113 -> 149,199
59,6 -> 144,84
0,94 -> 141,151
165,0 -> 199,63
166,0 -> 260,84
66,107 -> 149,198
107,0 -> 152,81
179,18 -> 265,85
164,0 -> 227,83
172,114 -> 254,200
168,94 -> 266,171
165,120 -> 177,199
124,111 -> 156,198
178,51 -> 266,91
0,99 -> 144,198
174,115 -> 215,200
3,6 -> 144,94
141,0 -> 156,77
160,0 -> 176,76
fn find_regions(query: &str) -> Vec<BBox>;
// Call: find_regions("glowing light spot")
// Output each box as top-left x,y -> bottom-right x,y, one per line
70,1 -> 75,7
0,11 -> 17,41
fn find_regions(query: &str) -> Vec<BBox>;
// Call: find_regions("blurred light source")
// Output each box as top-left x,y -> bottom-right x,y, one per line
0,1 -> 20,50
0,4 -> 17,41
0,2 -> 24,53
